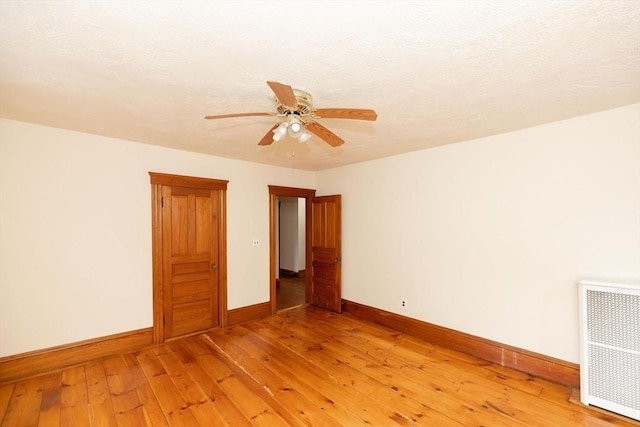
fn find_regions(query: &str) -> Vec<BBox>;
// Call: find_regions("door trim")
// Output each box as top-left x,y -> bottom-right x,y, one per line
150,172 -> 228,344
268,185 -> 316,315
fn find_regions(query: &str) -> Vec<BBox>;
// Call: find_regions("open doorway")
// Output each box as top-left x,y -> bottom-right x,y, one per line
276,196 -> 306,311
268,186 -> 315,314
269,186 -> 343,314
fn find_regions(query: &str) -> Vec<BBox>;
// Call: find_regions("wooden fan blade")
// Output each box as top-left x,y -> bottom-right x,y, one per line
314,108 -> 378,121
266,81 -> 298,108
258,124 -> 280,146
205,112 -> 273,120
306,122 -> 345,147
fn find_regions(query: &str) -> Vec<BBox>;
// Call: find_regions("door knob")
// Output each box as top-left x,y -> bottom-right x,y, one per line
211,263 -> 217,270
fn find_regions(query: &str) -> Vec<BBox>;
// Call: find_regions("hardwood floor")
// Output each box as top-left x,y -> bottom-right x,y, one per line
1,306 -> 637,426
276,276 -> 306,311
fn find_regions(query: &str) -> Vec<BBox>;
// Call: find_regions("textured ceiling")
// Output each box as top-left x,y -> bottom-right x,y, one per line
1,1 -> 639,171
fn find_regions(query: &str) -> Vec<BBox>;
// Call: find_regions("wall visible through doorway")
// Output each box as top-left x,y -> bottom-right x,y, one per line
277,196 -> 306,310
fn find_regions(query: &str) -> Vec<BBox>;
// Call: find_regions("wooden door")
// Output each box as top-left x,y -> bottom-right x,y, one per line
311,195 -> 342,312
150,173 -> 227,342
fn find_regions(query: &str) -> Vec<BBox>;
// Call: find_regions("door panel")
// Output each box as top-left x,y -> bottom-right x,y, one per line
171,194 -> 189,255
311,195 -> 342,312
171,299 -> 214,337
162,185 -> 219,339
195,196 -> 212,253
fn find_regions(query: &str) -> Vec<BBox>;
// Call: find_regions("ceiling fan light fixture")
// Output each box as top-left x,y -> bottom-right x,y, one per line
272,122 -> 288,141
287,116 -> 305,138
298,129 -> 312,143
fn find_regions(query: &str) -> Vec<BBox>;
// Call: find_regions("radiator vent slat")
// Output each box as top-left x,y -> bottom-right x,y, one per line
587,290 -> 640,351
588,345 -> 640,409
579,280 -> 640,421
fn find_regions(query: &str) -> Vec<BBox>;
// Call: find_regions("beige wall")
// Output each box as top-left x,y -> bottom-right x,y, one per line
0,119 -> 315,357
1,104 -> 638,362
316,104 -> 640,363
278,196 -> 301,272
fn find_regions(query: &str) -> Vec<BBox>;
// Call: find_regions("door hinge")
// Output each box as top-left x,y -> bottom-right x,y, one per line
162,315 -> 166,325
161,197 -> 164,208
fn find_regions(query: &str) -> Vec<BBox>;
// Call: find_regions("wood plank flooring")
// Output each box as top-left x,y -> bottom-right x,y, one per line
1,306 -> 638,426
276,276 -> 305,311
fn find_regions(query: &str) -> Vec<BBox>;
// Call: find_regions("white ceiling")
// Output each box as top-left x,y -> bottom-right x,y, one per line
1,1 -> 639,171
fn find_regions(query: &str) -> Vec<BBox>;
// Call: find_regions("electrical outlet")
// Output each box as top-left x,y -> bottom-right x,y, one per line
252,239 -> 260,246
401,299 -> 406,308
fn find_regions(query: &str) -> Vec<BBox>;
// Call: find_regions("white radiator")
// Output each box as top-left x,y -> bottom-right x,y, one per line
578,280 -> 640,421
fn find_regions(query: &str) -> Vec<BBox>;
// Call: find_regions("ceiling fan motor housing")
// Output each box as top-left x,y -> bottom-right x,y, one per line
276,89 -> 313,116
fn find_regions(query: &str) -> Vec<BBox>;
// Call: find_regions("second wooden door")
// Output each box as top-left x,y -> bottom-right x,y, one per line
311,195 -> 342,312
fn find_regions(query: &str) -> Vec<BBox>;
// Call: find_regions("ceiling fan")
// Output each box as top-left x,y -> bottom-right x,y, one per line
204,81 -> 377,147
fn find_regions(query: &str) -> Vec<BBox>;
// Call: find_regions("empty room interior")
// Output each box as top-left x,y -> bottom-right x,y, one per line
0,1 -> 639,426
